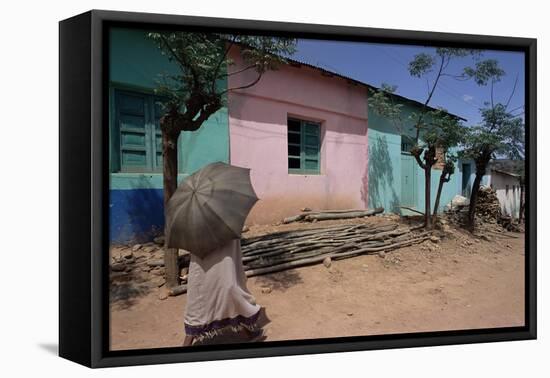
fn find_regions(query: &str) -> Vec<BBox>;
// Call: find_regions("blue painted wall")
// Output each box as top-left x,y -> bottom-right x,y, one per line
368,101 -> 466,215
109,28 -> 229,244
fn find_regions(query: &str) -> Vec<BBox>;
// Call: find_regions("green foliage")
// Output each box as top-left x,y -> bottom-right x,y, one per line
408,48 -> 481,78
463,59 -> 505,85
369,86 -> 464,154
368,85 -> 404,125
372,48 -> 506,163
408,53 -> 436,77
147,31 -> 296,112
461,103 -> 525,162
423,109 -> 464,151
435,48 -> 481,59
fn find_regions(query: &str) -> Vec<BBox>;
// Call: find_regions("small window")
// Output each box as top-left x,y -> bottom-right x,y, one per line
401,135 -> 414,153
113,90 -> 166,173
506,185 -> 509,194
287,118 -> 321,174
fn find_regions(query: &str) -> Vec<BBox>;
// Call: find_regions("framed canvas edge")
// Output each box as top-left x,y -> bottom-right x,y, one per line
62,9 -> 537,368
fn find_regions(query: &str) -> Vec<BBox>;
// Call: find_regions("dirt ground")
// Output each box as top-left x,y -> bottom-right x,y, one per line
110,219 -> 525,350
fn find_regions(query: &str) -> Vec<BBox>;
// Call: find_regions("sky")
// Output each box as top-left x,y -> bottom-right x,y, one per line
291,39 -> 525,126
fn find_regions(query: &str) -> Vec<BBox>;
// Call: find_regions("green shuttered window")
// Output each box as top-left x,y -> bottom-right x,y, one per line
287,118 -> 321,174
113,90 -> 164,172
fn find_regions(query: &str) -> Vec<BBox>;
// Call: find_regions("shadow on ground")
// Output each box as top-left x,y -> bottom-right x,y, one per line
254,269 -> 303,292
110,271 -> 154,310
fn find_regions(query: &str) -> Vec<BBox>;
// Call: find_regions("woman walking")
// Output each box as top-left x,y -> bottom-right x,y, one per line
164,162 -> 263,346
183,239 -> 262,346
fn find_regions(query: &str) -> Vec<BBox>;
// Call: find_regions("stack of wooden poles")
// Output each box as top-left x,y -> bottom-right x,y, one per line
168,221 -> 429,296
241,221 -> 429,276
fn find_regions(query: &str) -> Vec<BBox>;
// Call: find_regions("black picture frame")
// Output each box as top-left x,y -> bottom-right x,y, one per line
59,9 -> 537,368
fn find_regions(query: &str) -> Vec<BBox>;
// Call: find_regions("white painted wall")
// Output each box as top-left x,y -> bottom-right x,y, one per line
488,171 -> 521,218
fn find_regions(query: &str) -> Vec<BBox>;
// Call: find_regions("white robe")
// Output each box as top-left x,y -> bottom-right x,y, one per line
184,239 -> 260,340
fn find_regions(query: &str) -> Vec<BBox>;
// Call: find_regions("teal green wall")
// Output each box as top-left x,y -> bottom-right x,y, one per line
368,112 -> 402,213
108,28 -> 229,243
368,101 -> 465,214
109,27 -> 230,190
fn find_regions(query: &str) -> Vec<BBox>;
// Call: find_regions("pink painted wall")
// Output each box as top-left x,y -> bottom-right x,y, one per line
228,48 -> 369,224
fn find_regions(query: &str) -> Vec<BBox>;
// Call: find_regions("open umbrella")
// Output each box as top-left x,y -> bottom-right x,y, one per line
165,162 -> 259,258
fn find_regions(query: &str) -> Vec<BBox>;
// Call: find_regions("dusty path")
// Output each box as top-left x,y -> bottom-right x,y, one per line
110,226 -> 524,350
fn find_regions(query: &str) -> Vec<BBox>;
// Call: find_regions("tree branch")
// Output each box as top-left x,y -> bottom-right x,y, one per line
159,35 -> 200,90
414,55 -> 446,142
226,63 -> 259,76
411,150 -> 427,170
490,78 -> 496,108
504,74 -> 519,110
223,72 -> 263,94
211,36 -> 237,94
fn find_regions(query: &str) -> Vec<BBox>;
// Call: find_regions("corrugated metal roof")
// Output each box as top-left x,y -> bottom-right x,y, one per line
282,55 -> 466,121
229,41 -> 466,121
491,168 -> 520,178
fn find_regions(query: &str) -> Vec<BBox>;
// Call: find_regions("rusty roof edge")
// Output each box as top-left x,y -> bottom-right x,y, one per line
491,168 -> 521,177
283,55 -> 467,121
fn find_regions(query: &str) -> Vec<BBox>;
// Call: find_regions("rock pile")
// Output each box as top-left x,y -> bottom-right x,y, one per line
109,238 -> 190,298
444,186 -> 501,227
475,186 -> 502,223
444,195 -> 470,226
443,186 -> 524,232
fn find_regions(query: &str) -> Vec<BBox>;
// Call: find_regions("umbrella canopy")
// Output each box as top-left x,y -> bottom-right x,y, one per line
165,162 -> 259,258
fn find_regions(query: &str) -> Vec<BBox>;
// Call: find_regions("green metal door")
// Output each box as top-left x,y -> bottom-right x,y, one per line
401,154 -> 417,207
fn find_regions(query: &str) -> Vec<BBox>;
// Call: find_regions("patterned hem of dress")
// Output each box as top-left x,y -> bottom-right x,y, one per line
184,310 -> 261,341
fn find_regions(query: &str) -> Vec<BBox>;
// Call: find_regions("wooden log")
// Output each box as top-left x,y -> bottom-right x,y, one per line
168,284 -> 187,296
241,226 -> 371,254
242,241 -> 346,263
336,235 -> 430,256
242,226 -> 391,256
245,242 -> 362,268
243,224 -> 401,258
241,224 -> 356,246
244,221 -> 390,243
243,235 -> 340,256
245,245 -> 356,276
245,235 -> 429,277
399,206 -> 424,215
282,214 -> 307,224
303,207 -> 384,221
284,210 -> 363,223
305,208 -> 380,214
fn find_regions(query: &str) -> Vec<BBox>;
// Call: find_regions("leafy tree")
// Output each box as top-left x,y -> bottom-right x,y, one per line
461,100 -> 524,231
407,48 -> 485,229
429,110 -> 464,221
370,48 -> 500,229
370,89 -> 464,225
148,31 -> 296,287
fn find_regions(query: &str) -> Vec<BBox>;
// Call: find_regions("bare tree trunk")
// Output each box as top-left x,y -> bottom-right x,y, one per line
424,166 -> 432,229
162,130 -> 180,288
468,155 -> 490,232
432,169 -> 450,222
467,172 -> 483,232
412,146 -> 436,230
519,182 -> 525,224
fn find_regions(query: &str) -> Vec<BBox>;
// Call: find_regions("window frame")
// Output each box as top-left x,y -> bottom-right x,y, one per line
111,87 -> 166,174
287,117 -> 321,175
401,135 -> 415,154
